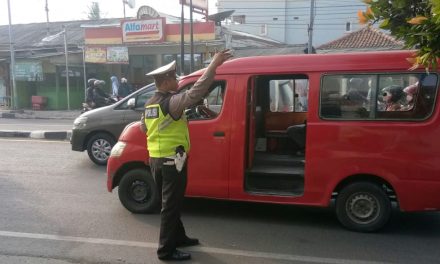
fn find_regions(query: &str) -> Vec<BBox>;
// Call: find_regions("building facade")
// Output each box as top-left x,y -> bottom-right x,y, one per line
0,6 -> 223,110
217,0 -> 367,46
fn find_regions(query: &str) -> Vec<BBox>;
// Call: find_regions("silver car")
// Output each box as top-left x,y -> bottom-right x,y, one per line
70,83 -> 156,165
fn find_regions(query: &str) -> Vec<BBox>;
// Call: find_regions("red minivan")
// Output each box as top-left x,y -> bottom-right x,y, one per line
107,50 -> 440,232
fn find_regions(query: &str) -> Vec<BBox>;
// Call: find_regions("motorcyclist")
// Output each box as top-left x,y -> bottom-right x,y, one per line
85,78 -> 97,108
93,80 -> 113,108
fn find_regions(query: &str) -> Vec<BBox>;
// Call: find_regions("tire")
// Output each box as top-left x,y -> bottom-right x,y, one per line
336,182 -> 391,232
118,168 -> 160,214
86,133 -> 115,166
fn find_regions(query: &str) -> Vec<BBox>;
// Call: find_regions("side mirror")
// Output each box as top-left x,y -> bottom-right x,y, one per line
127,98 -> 136,109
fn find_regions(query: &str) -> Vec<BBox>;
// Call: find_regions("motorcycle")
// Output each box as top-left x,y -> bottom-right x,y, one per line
81,97 -> 118,113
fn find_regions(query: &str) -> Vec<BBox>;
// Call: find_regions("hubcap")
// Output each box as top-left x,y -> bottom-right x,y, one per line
130,180 -> 150,203
92,139 -> 112,162
346,193 -> 380,225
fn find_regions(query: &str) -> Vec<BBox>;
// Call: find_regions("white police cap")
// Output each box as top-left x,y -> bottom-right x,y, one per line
146,60 -> 176,77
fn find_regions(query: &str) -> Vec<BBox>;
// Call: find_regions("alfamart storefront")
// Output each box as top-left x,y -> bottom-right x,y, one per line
10,6 -> 224,110
84,5 -> 224,91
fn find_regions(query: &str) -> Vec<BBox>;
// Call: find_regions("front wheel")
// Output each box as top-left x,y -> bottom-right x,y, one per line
86,133 -> 115,166
336,182 -> 391,232
118,169 -> 160,214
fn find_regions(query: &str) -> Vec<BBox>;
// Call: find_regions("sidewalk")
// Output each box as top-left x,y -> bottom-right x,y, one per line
0,109 -> 81,141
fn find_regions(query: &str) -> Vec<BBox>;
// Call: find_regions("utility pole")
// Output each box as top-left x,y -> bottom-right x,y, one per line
180,1 -> 185,76
7,0 -> 17,109
123,0 -> 126,18
45,0 -> 50,36
190,0 -> 194,73
307,0 -> 315,54
63,25 -> 70,110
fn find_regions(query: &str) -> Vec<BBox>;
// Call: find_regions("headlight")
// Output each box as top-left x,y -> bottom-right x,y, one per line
110,142 -> 127,157
73,116 -> 88,129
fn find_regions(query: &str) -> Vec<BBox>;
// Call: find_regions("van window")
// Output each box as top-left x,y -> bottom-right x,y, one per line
320,73 -> 438,120
182,81 -> 226,120
269,78 -> 308,112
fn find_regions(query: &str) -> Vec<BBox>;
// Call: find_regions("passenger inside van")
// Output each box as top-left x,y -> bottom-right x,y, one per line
382,85 -> 404,111
401,82 -> 419,111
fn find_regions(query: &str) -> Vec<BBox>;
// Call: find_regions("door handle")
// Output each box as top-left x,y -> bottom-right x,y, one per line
213,131 -> 225,137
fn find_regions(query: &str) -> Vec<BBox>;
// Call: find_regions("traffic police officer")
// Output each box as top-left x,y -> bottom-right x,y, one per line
142,50 -> 233,261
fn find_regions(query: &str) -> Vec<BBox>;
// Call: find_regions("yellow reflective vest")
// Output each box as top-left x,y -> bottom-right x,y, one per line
144,102 -> 190,158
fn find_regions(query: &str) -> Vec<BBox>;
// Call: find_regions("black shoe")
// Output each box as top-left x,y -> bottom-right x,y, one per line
158,249 -> 191,261
176,237 -> 199,247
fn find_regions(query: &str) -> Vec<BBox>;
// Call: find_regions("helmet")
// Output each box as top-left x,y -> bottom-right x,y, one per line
94,80 -> 105,86
87,78 -> 97,86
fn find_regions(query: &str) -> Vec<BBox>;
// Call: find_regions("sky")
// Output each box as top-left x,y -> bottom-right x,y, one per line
0,0 -> 217,26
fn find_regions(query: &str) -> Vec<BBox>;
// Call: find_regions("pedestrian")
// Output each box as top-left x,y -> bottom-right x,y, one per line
119,77 -> 133,98
141,50 -> 233,261
110,76 -> 119,99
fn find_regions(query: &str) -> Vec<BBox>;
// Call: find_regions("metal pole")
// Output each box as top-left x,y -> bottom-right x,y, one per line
189,0 -> 194,72
180,2 -> 185,76
45,0 -> 50,36
7,0 -> 17,109
307,0 -> 315,54
82,46 -> 87,100
123,0 -> 126,18
63,25 -> 70,110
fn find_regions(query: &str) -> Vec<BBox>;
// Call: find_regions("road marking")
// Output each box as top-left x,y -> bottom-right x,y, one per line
0,230 -> 391,264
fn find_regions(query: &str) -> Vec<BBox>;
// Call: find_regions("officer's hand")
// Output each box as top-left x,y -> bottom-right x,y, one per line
211,49 -> 233,68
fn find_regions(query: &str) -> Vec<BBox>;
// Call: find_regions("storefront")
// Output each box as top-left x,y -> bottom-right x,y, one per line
0,5 -> 224,110
84,5 -> 224,91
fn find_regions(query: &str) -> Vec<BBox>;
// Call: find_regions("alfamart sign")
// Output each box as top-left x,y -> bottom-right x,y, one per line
122,18 -> 165,43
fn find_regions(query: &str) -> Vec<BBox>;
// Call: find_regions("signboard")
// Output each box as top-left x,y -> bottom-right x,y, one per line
137,5 -> 160,19
14,61 -> 43,81
107,47 -> 129,64
122,18 -> 165,43
85,47 -> 107,63
180,0 -> 208,11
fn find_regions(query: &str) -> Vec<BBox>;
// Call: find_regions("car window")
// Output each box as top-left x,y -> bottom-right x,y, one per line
269,78 -> 308,112
320,73 -> 438,120
117,86 -> 156,110
135,90 -> 155,109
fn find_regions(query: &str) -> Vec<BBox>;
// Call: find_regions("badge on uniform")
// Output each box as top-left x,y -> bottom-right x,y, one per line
145,106 -> 159,119
174,145 -> 187,172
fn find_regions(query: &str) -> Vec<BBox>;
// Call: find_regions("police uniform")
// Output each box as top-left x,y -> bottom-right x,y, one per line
143,59 -> 224,261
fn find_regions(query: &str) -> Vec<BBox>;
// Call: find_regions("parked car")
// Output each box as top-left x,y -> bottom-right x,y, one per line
71,83 -> 156,165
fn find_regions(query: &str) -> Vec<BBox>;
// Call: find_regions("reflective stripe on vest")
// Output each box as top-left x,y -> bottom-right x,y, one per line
144,103 -> 190,158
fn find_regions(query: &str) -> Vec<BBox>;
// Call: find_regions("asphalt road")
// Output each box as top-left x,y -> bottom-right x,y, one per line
0,138 -> 440,264
0,119 -> 73,132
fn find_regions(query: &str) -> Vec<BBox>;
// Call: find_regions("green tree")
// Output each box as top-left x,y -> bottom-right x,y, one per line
87,2 -> 101,20
359,0 -> 440,70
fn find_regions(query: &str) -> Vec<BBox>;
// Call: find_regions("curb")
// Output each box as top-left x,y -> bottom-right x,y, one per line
0,110 -> 81,120
0,130 -> 71,141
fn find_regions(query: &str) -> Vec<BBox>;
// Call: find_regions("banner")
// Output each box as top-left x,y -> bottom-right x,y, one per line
15,61 -> 43,81
85,47 -> 107,63
107,47 -> 129,64
180,0 -> 208,11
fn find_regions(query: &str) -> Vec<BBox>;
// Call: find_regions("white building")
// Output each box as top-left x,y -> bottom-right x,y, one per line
216,0 -> 367,46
